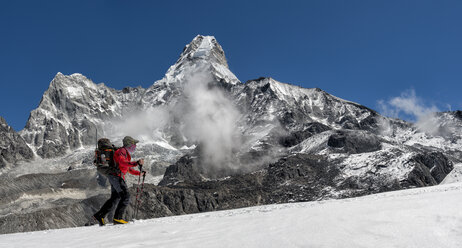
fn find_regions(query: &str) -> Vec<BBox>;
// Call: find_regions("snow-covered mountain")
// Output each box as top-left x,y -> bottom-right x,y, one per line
0,35 -> 460,235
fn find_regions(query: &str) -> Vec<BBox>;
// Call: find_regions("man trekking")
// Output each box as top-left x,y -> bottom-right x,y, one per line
93,136 -> 145,225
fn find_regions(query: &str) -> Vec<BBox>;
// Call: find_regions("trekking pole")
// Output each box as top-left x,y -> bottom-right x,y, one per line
133,164 -> 142,220
135,172 -> 146,220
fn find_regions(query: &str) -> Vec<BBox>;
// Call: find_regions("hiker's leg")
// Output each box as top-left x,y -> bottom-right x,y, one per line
114,178 -> 130,220
95,175 -> 122,217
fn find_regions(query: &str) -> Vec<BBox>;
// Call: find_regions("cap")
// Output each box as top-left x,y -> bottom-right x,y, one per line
123,136 -> 139,147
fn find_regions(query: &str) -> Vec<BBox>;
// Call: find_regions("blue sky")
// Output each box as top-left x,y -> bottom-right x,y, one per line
1,0 -> 461,131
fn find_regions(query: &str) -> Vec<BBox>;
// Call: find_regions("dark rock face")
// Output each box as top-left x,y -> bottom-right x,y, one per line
279,122 -> 331,147
139,173 -> 266,219
327,130 -> 382,154
137,151 -> 446,219
454,110 -> 462,121
150,150 -> 453,218
0,116 -> 34,167
263,154 -> 340,203
404,152 -> 454,187
158,155 -> 202,186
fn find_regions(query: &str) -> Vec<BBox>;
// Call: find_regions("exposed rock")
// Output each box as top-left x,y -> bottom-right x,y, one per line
327,130 -> 382,154
263,154 -> 340,203
404,152 -> 454,186
279,122 -> 331,147
158,155 -> 202,186
454,110 -> 462,120
0,116 -> 34,167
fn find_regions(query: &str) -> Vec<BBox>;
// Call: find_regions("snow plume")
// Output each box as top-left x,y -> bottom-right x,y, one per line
378,89 -> 441,136
376,116 -> 394,137
102,64 -> 243,176
108,106 -> 171,145
174,65 -> 242,175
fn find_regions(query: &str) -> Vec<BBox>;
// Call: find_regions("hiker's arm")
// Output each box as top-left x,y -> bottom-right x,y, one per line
128,167 -> 140,176
115,150 -> 138,170
118,157 -> 138,168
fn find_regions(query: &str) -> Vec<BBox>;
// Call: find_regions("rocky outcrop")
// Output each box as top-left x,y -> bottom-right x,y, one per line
404,152 -> 454,187
279,122 -> 331,147
263,154 -> 340,203
158,155 -> 203,186
454,110 -> 462,121
153,150 -> 454,211
327,130 -> 382,154
0,116 -> 33,167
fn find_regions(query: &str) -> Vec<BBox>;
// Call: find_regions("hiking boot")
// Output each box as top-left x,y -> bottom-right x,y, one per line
93,214 -> 106,226
113,218 -> 128,225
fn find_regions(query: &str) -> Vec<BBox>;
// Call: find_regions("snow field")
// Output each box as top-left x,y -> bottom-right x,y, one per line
1,182 -> 461,248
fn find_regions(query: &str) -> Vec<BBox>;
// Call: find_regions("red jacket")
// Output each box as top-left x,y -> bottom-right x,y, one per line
114,147 -> 140,179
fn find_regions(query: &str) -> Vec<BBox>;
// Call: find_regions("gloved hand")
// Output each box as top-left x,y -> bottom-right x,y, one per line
137,159 -> 144,166
141,170 -> 146,176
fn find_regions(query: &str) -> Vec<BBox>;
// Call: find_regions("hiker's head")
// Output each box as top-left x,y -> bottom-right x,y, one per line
123,136 -> 139,153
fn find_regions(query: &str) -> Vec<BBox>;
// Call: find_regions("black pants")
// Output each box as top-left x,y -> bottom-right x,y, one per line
95,174 -> 130,220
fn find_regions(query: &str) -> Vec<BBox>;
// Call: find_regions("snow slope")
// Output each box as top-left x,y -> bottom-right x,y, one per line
2,182 -> 461,248
442,163 -> 462,184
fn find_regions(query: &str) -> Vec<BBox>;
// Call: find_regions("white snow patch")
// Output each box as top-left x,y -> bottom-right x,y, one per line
154,140 -> 177,151
335,147 -> 415,180
291,131 -> 332,154
211,62 -> 240,84
192,36 -> 215,58
65,86 -> 84,98
442,163 -> 462,184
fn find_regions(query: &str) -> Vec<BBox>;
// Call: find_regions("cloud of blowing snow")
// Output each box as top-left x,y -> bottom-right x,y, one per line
107,64 -> 243,175
176,66 -> 242,173
378,89 -> 441,135
109,106 -> 172,144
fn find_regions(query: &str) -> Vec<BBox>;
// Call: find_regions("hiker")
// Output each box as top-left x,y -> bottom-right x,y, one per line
93,136 -> 145,225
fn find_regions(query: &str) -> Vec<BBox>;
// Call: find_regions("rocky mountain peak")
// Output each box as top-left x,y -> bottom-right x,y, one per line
48,72 -> 96,92
162,35 -> 240,85
178,35 -> 228,67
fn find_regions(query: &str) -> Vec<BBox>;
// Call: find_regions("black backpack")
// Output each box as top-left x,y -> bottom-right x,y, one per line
94,138 -> 119,176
